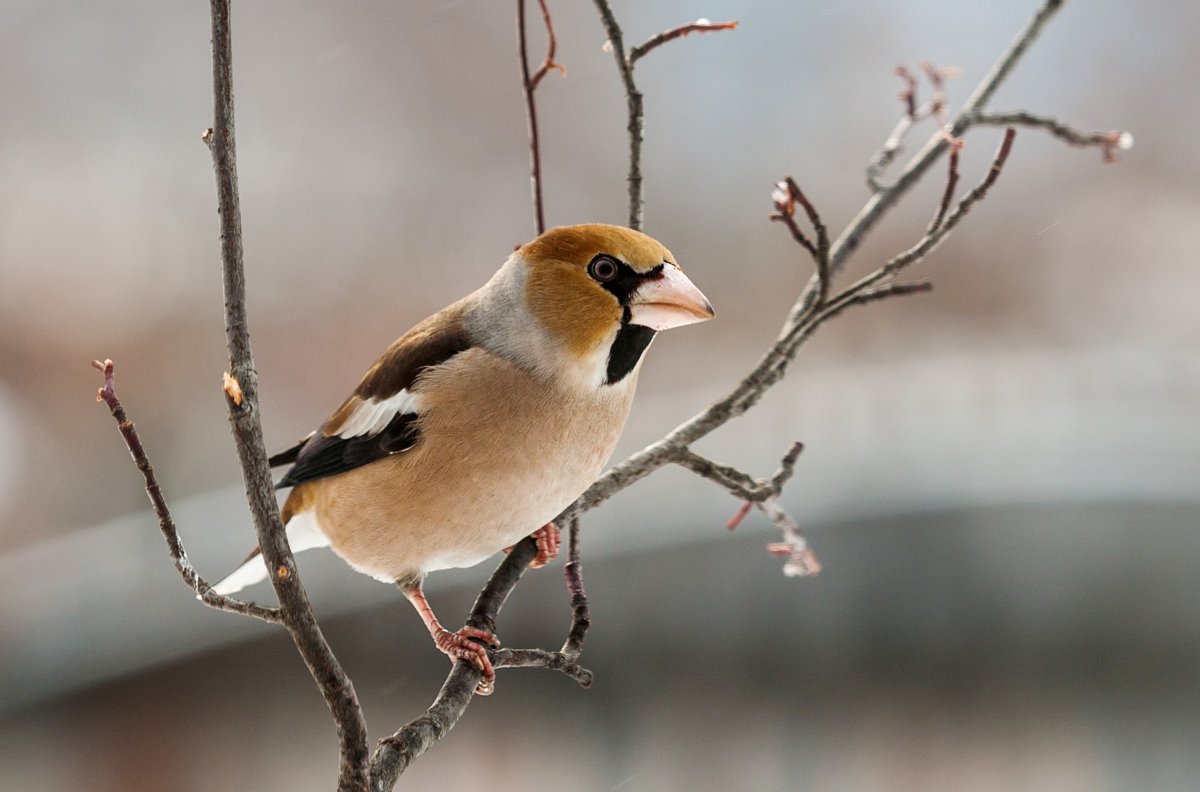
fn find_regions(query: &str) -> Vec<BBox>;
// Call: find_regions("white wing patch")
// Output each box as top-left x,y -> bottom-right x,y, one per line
210,511 -> 330,595
337,390 -> 423,438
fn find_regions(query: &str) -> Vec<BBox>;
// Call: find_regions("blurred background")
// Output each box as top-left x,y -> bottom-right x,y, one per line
2,0 -> 1198,789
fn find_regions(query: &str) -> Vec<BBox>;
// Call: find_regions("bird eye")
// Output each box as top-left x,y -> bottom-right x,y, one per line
588,255 -> 620,282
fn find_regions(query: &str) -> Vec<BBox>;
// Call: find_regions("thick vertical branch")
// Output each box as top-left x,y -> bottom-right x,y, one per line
204,2 -> 369,789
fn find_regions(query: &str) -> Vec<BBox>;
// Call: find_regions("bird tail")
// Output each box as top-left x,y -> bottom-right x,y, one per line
211,510 -> 330,595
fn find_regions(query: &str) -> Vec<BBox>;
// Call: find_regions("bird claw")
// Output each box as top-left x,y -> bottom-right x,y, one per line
501,522 -> 560,568
529,522 -> 560,568
433,626 -> 500,695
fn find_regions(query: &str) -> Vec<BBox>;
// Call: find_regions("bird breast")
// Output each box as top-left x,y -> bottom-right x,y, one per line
308,348 -> 637,582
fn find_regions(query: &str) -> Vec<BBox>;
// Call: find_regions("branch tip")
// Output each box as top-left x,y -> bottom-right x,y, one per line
726,500 -> 752,531
970,111 -> 1128,163
629,18 -> 738,64
895,65 -> 917,118
767,543 -> 822,577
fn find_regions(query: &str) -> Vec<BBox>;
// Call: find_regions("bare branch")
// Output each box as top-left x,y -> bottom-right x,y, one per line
927,137 -> 964,235
771,177 -> 831,301
762,498 -> 821,577
803,0 -> 1069,330
827,130 -> 1017,321
814,281 -> 935,332
629,18 -> 738,64
561,512 -> 591,657
867,63 -> 958,191
972,110 -> 1131,162
896,65 -> 918,119
675,440 -> 812,574
976,126 -> 1018,193
770,441 -> 805,493
91,359 -> 282,623
675,449 -> 762,498
591,0 -> 643,229
592,4 -> 738,229
919,60 -> 958,127
673,439 -> 815,574
526,0 -> 561,89
494,648 -> 594,684
95,1 -> 1122,785
518,0 -> 563,235
205,2 -> 369,788
370,539 -> 538,788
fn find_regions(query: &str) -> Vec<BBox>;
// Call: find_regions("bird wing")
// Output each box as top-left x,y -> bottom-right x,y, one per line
274,306 -> 473,488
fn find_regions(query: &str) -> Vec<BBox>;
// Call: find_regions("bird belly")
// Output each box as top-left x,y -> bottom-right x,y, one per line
308,350 -> 635,583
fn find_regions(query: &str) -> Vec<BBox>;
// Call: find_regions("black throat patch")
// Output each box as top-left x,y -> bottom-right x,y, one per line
606,319 -> 656,385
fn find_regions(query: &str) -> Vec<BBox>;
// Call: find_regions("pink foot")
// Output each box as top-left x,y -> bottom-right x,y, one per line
433,626 -> 500,695
503,522 -> 561,568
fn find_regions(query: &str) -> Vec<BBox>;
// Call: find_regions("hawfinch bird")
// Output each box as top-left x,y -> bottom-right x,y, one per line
213,223 -> 713,692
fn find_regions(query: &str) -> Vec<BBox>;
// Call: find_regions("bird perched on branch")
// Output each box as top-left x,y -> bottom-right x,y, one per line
213,224 -> 713,692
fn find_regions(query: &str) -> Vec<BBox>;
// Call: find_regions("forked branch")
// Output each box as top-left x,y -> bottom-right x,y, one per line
518,0 -> 563,235
92,1 -> 1126,788
91,359 -> 281,623
591,2 -> 737,229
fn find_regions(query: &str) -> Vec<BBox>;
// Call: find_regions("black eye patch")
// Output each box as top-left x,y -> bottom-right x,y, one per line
590,255 -> 663,305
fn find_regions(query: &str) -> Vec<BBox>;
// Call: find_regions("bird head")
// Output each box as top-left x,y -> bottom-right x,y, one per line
512,224 -> 714,388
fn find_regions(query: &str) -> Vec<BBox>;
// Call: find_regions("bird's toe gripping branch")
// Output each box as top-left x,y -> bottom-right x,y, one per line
529,522 -> 560,568
433,626 -> 501,696
503,522 -> 561,568
402,580 -> 501,695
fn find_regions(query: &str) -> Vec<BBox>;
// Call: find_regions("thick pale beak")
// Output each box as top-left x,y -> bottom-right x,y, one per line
628,264 -> 715,331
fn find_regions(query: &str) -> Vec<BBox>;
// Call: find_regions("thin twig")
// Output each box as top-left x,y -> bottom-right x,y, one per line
205,2 -> 370,789
761,498 -> 821,577
771,187 -> 818,259
772,177 -> 831,302
919,60 -> 958,127
629,18 -> 738,64
822,129 -> 1017,321
927,137 -> 964,235
797,0 -> 1068,331
591,0 -> 643,229
518,0 -> 562,235
675,449 -> 761,497
561,512 -> 590,657
896,65 -> 918,118
91,359 -> 282,623
592,4 -> 738,229
576,131 -> 1028,538
866,63 -> 959,191
96,0 -> 1121,785
972,110 -> 1131,162
676,441 -> 813,568
494,648 -> 594,684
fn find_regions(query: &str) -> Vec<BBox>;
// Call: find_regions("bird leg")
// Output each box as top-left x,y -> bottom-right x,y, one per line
399,579 -> 499,695
503,522 -> 560,568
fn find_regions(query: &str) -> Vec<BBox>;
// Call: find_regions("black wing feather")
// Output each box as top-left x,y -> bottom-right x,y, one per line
268,440 -> 306,468
276,412 -> 421,489
272,310 -> 473,489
